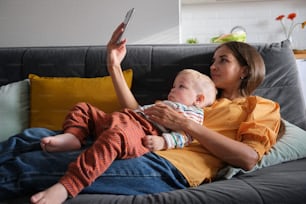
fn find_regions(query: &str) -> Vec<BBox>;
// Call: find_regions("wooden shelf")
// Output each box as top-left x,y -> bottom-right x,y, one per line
294,54 -> 306,59
293,50 -> 306,59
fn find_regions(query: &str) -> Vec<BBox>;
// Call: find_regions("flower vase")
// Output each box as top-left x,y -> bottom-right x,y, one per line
287,36 -> 294,49
288,36 -> 292,43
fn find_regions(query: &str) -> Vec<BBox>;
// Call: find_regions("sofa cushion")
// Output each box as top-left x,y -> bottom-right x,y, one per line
254,40 -> 306,130
0,48 -> 27,86
0,79 -> 29,141
29,69 -> 133,130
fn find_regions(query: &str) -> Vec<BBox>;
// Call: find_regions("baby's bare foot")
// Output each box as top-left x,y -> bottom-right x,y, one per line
30,183 -> 68,204
143,135 -> 166,151
41,133 -> 81,152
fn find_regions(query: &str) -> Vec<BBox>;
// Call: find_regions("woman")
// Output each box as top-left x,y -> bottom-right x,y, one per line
0,23 -> 281,204
106,23 -> 281,186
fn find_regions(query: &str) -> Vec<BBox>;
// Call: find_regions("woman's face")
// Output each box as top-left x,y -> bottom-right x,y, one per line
210,46 -> 245,94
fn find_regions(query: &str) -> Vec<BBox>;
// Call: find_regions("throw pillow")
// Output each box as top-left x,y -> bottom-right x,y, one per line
29,69 -> 133,130
218,120 -> 306,179
0,79 -> 30,141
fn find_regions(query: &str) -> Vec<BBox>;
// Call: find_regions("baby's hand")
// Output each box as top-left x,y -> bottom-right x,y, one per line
142,135 -> 167,151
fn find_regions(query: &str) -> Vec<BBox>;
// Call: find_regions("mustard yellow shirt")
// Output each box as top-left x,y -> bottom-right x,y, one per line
156,96 -> 281,187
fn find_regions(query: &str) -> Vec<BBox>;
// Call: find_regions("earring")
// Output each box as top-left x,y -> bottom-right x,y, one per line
240,76 -> 244,80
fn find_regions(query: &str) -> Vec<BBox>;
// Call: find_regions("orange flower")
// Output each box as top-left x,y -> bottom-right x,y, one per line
275,12 -> 305,39
276,15 -> 285,21
287,13 -> 297,20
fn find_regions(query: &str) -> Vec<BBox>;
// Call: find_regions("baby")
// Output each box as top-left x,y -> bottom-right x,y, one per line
33,69 -> 217,204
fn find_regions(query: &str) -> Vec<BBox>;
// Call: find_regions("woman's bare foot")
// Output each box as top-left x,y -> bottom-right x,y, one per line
30,183 -> 68,204
143,135 -> 166,151
41,133 -> 81,152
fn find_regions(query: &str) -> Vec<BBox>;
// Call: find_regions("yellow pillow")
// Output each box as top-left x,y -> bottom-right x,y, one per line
29,69 -> 133,130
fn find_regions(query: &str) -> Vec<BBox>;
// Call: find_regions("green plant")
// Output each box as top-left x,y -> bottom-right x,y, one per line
186,38 -> 198,44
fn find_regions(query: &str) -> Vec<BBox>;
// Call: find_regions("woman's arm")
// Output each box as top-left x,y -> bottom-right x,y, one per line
106,23 -> 139,110
182,118 -> 258,170
144,102 -> 259,170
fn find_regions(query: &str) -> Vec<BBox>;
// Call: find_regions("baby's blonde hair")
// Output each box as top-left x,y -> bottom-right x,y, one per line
178,69 -> 217,107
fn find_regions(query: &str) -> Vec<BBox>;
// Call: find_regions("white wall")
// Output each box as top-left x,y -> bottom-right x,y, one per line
1,0 -> 305,48
181,0 -> 306,49
0,0 -> 180,47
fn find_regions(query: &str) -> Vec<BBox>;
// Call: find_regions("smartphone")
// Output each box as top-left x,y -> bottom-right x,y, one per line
117,8 -> 135,44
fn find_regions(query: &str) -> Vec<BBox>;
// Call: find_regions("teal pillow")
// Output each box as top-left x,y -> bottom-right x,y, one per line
0,79 -> 30,141
218,120 -> 306,179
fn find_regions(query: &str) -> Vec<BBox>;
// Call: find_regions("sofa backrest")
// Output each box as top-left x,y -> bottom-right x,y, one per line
0,40 -> 305,130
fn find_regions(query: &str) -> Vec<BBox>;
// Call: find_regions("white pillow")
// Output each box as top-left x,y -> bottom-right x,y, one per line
0,79 -> 30,141
218,120 -> 306,179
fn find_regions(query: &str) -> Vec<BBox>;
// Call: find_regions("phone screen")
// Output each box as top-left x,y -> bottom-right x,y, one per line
117,8 -> 135,44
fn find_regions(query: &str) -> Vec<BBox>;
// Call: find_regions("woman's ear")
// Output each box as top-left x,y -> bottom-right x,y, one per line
240,66 -> 248,79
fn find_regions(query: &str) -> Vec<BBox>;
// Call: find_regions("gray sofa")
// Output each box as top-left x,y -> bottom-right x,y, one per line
1,40 -> 306,204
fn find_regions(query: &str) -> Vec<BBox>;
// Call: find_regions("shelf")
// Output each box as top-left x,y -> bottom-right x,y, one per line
293,50 -> 306,59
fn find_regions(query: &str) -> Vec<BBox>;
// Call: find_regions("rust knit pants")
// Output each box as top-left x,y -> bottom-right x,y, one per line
58,102 -> 160,197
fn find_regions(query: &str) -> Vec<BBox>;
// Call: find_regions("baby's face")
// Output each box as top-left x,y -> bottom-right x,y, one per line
167,73 -> 198,106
